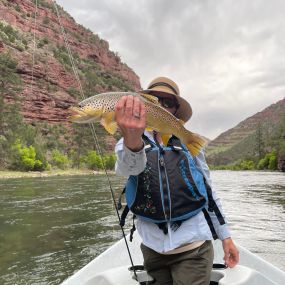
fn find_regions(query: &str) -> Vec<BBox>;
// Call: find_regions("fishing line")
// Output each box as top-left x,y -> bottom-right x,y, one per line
51,1 -> 138,279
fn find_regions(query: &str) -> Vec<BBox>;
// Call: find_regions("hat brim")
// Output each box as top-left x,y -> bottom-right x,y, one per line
142,88 -> 192,122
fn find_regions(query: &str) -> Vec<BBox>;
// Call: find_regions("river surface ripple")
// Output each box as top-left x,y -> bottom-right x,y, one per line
0,170 -> 284,284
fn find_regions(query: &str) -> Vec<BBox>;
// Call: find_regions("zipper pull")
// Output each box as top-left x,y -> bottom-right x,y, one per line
159,157 -> 164,166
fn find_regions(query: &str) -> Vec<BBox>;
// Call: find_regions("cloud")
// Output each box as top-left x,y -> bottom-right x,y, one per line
56,0 -> 285,139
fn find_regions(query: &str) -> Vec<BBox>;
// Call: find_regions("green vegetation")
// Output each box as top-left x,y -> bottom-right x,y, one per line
53,45 -> 74,68
15,4 -> 21,12
210,150 -> 278,171
0,52 -> 23,168
208,116 -> 285,171
54,47 -> 135,99
32,0 -> 55,11
0,21 -> 27,51
85,151 -> 116,170
11,140 -> 49,171
0,4 -> 137,175
37,37 -> 49,48
0,52 -> 117,173
51,149 -> 69,170
43,16 -> 50,26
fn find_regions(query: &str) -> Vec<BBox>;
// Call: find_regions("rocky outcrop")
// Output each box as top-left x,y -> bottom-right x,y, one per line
0,0 -> 141,124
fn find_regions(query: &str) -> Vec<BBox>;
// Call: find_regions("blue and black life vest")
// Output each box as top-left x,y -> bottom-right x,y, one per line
119,133 -> 225,239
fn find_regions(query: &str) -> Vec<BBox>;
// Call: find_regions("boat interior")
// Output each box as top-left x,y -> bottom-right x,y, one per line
61,233 -> 285,285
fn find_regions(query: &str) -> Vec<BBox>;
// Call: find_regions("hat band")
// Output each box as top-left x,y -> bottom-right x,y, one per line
148,82 -> 178,96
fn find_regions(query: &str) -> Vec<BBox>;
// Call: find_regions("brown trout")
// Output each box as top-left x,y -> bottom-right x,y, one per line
68,92 -> 205,156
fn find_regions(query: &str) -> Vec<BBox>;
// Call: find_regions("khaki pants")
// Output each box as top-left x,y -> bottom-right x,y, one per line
141,240 -> 214,285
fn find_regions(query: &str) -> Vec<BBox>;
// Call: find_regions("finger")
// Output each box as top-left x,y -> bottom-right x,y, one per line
115,96 -> 127,120
132,96 -> 141,119
139,100 -> 146,127
223,250 -> 229,265
227,251 -> 239,268
231,250 -> 240,265
125,95 -> 134,119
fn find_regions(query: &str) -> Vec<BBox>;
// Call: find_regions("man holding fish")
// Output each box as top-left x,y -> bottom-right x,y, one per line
69,76 -> 239,284
114,77 -> 239,285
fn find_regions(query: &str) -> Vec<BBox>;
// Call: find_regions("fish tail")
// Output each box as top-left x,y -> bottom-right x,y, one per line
182,130 -> 206,156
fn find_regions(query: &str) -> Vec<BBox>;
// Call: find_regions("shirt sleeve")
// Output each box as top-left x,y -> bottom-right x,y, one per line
194,150 -> 231,240
115,137 -> 147,177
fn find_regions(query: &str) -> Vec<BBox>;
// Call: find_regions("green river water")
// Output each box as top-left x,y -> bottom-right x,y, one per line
0,171 -> 284,284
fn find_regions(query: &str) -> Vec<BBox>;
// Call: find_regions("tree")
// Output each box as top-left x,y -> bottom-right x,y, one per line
0,52 -> 22,93
0,52 -> 23,168
255,123 -> 265,160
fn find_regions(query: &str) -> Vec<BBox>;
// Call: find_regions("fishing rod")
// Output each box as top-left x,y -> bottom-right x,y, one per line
29,0 -> 141,281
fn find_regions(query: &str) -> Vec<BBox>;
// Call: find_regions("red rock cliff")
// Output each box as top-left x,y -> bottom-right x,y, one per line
0,0 -> 141,124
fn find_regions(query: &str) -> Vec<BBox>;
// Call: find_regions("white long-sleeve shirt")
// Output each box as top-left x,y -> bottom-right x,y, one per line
115,132 -> 231,253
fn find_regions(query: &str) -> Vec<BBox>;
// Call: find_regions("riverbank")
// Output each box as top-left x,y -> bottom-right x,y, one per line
0,169 -> 115,179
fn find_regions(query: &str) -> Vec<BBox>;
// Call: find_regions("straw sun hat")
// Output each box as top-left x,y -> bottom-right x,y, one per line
142,77 -> 192,122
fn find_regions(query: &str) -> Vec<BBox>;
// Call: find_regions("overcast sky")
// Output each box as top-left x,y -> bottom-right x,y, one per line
56,0 -> 285,139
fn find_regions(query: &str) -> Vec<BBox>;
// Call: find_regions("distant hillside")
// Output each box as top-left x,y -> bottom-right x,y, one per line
0,0 -> 140,124
206,98 -> 285,170
0,0 -> 141,170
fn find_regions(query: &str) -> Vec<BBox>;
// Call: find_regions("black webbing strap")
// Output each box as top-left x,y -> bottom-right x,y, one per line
120,205 -> 130,227
130,215 -> 136,242
157,222 -> 168,235
142,134 -> 156,150
120,205 -> 137,242
202,208 -> 218,240
117,187 -> 126,210
212,204 -> 226,225
167,135 -> 183,152
203,178 -> 226,225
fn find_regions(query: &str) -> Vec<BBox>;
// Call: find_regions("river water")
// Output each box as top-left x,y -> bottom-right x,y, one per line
0,171 -> 284,284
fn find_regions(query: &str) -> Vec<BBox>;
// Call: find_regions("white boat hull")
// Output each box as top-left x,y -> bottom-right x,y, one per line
61,232 -> 285,285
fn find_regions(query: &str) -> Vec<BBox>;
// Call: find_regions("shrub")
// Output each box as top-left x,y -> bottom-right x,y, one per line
15,5 -> 21,12
268,150 -> 278,170
11,141 -> 45,171
43,17 -> 50,25
257,150 -> 278,170
86,151 -> 103,170
103,154 -> 116,170
239,160 -> 255,170
37,37 -> 49,48
51,149 -> 69,169
257,158 -> 267,170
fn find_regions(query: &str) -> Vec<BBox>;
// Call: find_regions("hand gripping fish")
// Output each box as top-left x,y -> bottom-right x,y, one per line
68,92 -> 205,156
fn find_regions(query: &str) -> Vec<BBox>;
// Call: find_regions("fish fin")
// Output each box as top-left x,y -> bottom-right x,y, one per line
182,131 -> 206,156
140,93 -> 160,104
100,112 -> 117,135
161,134 -> 171,146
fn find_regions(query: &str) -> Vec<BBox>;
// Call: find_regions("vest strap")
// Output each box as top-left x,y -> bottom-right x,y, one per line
130,215 -> 136,242
203,178 -> 226,225
202,208 -> 218,240
117,187 -> 126,210
120,205 -> 130,227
